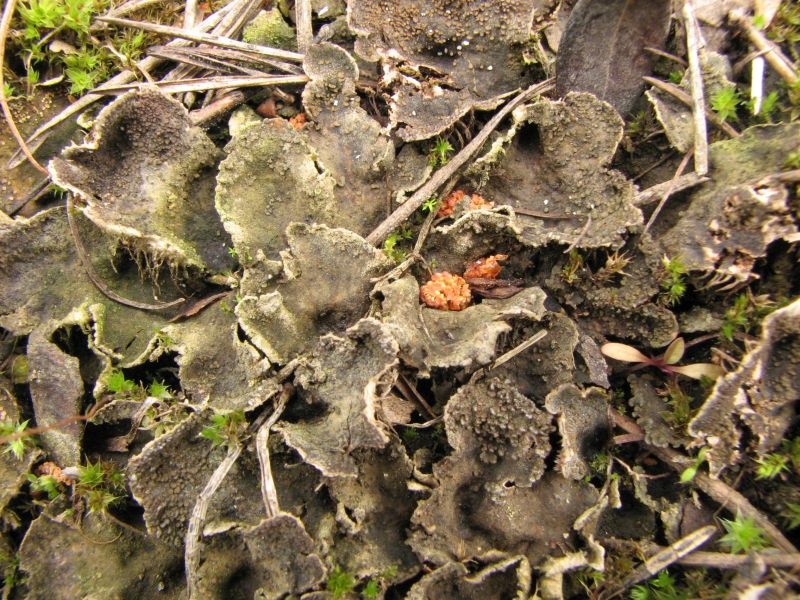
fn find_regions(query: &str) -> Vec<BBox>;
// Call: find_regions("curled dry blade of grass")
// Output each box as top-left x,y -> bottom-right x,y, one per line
601,337 -> 724,380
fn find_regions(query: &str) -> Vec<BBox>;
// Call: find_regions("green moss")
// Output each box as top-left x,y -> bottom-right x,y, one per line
243,9 -> 297,51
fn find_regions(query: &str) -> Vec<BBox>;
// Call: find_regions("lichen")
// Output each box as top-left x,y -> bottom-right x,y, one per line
481,93 -> 643,249
242,8 -> 297,50
49,89 -> 234,272
689,298 -> 800,478
276,318 -> 398,477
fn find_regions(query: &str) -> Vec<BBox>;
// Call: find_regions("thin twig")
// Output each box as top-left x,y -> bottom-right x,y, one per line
150,45 -> 304,75
644,46 -> 688,67
601,526 -> 717,599
0,0 -> 48,174
683,0 -> 709,176
189,90 -> 247,125
255,384 -> 291,518
729,9 -> 798,85
513,207 -> 576,220
91,74 -> 308,95
98,16 -> 305,62
610,408 -> 798,554
642,149 -> 693,236
490,330 -> 548,370
634,172 -> 708,207
644,77 -> 739,138
66,196 -> 185,311
397,374 -> 436,419
294,0 -> 313,54
105,0 -> 166,20
675,550 -> 800,570
185,440 -> 242,599
366,79 -> 555,246
562,215 -> 592,254
7,175 -> 51,216
183,0 -> 199,30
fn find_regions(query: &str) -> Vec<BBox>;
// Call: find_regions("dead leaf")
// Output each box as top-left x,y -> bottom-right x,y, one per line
555,0 -> 672,115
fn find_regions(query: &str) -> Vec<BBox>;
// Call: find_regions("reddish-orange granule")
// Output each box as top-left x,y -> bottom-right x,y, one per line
468,193 -> 495,211
289,113 -> 308,130
464,254 -> 508,280
436,190 -> 466,218
436,190 -> 495,218
419,272 -> 472,311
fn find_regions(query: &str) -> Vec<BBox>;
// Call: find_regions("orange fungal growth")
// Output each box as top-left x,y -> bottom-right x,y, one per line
464,254 -> 508,280
289,113 -> 308,130
468,193 -> 494,211
436,190 -> 466,218
436,190 -> 495,218
420,272 -> 472,311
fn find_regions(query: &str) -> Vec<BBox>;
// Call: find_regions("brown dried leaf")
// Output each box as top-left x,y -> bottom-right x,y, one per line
556,0 -> 672,115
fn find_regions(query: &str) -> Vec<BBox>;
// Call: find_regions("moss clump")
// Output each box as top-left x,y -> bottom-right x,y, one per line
243,9 -> 297,51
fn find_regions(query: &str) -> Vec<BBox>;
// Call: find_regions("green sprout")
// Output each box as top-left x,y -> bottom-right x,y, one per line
781,503 -> 800,530
147,380 -> 172,401
382,227 -> 412,262
75,459 -> 126,514
631,569 -> 680,600
560,249 -> 583,284
2,82 -> 20,101
428,137 -> 454,167
710,86 -> 742,122
326,565 -> 355,598
601,337 -> 724,381
421,196 -> 439,214
680,447 -> 709,483
0,419 -> 34,460
755,453 -> 789,480
106,369 -> 137,394
200,410 -> 246,447
27,473 -> 63,500
659,255 -> 687,306
719,513 -> 770,554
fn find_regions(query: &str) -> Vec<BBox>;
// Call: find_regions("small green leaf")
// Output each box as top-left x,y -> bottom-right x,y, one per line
662,337 -> 685,365
669,363 -> 724,380
600,342 -> 650,363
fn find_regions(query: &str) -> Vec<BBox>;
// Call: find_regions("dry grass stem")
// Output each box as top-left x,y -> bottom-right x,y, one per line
683,0 -> 709,175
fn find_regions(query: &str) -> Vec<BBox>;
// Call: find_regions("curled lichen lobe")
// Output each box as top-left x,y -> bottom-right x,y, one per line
464,254 -> 508,280
419,272 -> 471,311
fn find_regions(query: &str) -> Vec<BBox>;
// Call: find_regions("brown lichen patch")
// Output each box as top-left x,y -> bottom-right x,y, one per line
128,412 -> 264,548
688,298 -> 800,478
419,272 -> 472,311
410,467 -> 598,566
215,118 -> 338,261
192,514 -> 325,600
348,0 -> 555,140
27,322 -> 84,465
0,208 -> 179,364
19,513 -> 183,600
628,374 -> 688,448
445,377 -> 553,486
407,557 -> 531,600
49,89 -> 233,272
236,223 -> 392,364
545,384 -> 611,480
581,302 -> 679,349
482,93 -> 642,249
377,276 -> 546,376
301,43 -> 396,238
323,441 -> 419,581
159,303 -> 278,411
657,124 -> 800,285
275,319 -> 398,478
